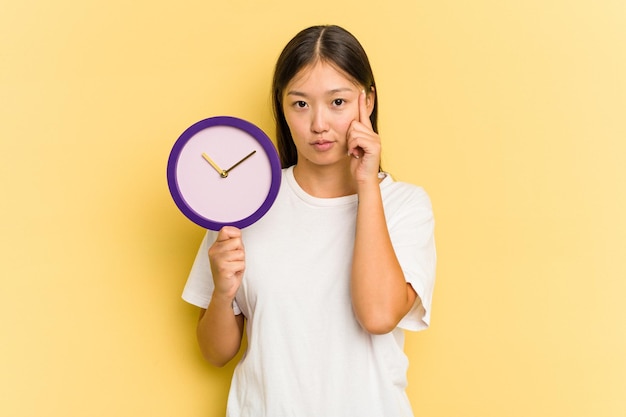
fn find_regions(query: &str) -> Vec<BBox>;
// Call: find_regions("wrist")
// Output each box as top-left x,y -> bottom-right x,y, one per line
356,174 -> 383,194
210,292 -> 237,310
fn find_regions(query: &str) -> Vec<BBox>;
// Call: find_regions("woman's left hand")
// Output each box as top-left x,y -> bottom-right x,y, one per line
347,90 -> 381,185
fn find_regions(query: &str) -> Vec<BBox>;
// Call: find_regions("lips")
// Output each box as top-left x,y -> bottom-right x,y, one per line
311,140 -> 334,152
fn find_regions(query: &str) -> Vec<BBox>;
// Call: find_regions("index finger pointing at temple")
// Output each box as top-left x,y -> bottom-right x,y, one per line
359,89 -> 373,130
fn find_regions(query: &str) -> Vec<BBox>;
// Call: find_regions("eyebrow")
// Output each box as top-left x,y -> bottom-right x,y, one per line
286,87 -> 356,98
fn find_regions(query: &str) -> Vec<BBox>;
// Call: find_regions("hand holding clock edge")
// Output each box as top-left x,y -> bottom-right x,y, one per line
197,226 -> 246,367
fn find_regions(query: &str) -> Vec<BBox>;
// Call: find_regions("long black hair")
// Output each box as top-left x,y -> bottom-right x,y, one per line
272,25 -> 378,168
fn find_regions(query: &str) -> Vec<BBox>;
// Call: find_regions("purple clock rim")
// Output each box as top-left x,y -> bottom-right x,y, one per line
166,116 -> 282,231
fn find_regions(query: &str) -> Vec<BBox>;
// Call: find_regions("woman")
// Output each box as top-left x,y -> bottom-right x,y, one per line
182,25 -> 436,416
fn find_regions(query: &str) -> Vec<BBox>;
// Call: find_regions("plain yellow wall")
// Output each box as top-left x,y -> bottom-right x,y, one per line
1,0 -> 625,416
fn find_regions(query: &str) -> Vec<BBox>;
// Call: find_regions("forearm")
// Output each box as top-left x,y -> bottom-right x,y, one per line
351,182 -> 416,334
197,294 -> 244,367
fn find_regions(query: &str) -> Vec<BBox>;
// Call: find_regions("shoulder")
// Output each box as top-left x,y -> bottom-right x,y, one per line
380,173 -> 433,212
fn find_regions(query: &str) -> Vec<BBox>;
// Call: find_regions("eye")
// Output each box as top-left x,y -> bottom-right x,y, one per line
332,98 -> 345,106
295,101 -> 307,108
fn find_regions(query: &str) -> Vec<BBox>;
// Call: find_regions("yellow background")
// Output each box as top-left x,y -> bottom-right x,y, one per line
1,0 -> 625,416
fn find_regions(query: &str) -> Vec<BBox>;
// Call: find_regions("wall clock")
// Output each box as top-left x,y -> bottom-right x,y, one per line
167,116 -> 282,230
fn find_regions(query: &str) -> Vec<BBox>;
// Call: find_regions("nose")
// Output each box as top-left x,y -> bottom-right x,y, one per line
311,107 -> 329,134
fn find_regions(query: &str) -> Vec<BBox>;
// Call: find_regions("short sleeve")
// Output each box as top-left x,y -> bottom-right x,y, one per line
181,231 -> 242,315
383,183 -> 436,331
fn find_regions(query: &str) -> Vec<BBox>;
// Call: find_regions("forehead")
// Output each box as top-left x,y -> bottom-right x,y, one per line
286,61 -> 360,92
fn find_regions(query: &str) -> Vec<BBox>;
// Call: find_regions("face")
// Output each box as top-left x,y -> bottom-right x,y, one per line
282,61 -> 372,169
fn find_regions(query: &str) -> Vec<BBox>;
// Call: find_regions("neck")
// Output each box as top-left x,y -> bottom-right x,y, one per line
292,159 -> 356,198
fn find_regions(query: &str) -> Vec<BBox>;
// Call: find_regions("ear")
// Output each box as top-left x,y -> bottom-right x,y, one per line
365,86 -> 376,117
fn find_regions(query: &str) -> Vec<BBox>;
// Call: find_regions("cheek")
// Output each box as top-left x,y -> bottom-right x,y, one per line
284,113 -> 304,139
333,112 -> 357,135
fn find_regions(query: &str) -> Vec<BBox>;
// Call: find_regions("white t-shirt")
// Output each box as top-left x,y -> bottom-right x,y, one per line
182,166 -> 436,417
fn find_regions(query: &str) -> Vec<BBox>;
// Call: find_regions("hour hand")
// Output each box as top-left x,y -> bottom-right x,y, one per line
202,153 -> 227,177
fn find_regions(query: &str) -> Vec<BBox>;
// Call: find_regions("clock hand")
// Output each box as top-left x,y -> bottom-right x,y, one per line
202,153 -> 227,177
223,150 -> 257,176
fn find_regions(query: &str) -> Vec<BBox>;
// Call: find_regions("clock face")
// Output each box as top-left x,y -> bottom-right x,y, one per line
167,116 -> 282,230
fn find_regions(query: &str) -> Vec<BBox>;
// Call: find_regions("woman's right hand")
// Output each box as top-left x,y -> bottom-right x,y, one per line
208,226 -> 245,301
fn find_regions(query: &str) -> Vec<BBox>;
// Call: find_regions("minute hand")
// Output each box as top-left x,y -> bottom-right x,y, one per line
223,150 -> 257,176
